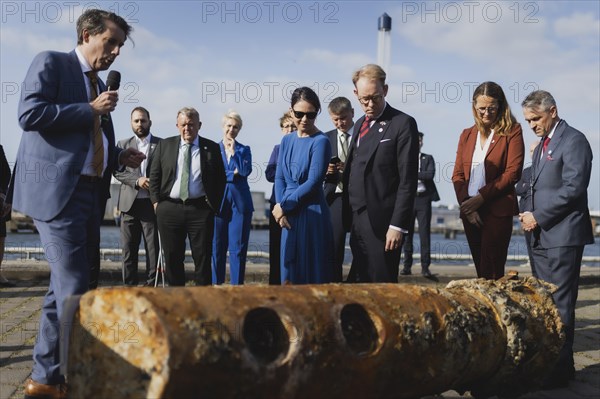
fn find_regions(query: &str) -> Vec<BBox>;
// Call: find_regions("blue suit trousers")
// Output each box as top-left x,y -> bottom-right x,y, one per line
31,179 -> 102,384
212,208 -> 252,285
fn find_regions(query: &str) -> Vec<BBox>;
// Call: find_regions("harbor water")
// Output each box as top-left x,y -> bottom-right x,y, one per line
4,226 -> 600,267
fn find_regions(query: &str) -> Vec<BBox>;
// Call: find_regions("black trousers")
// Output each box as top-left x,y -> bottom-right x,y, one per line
349,209 -> 401,283
156,199 -> 214,286
268,203 -> 281,285
329,193 -> 348,282
402,195 -> 432,272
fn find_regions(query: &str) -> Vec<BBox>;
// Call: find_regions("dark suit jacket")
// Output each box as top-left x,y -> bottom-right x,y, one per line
323,129 -> 353,205
452,124 -> 524,217
515,165 -> 532,212
418,152 -> 440,202
12,50 -> 121,221
149,135 -> 225,214
342,104 -> 420,238
0,145 -> 9,195
530,120 -> 594,248
114,135 -> 161,213
266,144 -> 279,205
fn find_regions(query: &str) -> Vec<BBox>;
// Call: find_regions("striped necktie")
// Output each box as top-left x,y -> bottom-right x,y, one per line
359,117 -> 371,139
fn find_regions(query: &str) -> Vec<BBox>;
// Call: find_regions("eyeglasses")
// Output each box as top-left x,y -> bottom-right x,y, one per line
281,124 -> 295,129
292,110 -> 318,120
476,106 -> 499,115
357,94 -> 384,106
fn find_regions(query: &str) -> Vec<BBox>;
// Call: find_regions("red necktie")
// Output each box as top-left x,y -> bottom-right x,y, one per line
359,117 -> 371,139
542,136 -> 551,153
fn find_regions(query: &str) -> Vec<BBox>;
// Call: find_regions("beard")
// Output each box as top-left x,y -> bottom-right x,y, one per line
134,127 -> 150,138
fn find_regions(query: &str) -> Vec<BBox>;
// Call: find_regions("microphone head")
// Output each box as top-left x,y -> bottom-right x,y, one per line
106,70 -> 121,90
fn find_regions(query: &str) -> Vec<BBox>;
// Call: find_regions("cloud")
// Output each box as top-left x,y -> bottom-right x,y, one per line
0,27 -> 72,55
554,12 -> 600,38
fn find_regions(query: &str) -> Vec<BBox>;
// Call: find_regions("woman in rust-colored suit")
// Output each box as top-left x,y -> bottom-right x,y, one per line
452,82 -> 524,279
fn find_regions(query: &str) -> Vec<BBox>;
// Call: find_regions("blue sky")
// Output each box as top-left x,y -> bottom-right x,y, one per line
1,0 -> 599,209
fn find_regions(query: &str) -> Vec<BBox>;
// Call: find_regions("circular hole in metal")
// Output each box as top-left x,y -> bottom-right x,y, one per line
340,303 -> 378,356
243,307 -> 289,363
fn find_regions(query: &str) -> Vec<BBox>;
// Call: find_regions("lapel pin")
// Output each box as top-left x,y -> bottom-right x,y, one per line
380,121 -> 386,126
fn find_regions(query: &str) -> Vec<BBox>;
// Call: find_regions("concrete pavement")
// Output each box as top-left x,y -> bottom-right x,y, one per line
1,260 -> 599,398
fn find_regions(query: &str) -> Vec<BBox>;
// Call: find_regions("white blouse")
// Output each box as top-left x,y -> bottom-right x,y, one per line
468,130 -> 495,197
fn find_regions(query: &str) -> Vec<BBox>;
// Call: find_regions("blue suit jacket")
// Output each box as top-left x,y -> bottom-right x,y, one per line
531,120 -> 594,248
219,140 -> 254,214
13,50 -> 121,221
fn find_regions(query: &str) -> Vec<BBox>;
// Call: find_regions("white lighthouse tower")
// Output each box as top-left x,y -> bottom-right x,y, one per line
377,13 -> 392,73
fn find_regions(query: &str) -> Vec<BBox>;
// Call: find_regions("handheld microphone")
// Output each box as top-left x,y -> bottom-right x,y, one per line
102,70 -> 121,123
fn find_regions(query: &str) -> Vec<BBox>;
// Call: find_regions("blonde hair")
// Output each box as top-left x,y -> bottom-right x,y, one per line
222,110 -> 243,129
352,64 -> 386,87
472,82 -> 516,136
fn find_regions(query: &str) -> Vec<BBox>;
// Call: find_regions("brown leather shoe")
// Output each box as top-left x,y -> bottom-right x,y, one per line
24,378 -> 67,399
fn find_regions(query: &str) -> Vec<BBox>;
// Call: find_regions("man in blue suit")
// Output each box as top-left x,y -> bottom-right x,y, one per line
520,90 -> 594,389
11,9 -> 144,398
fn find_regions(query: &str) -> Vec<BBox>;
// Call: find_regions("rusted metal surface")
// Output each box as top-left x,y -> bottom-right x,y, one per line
67,276 -> 564,398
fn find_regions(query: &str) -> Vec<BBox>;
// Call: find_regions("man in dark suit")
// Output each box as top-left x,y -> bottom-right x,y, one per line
343,64 -> 419,283
520,90 -> 594,389
11,9 -> 144,398
514,141 -> 539,274
114,107 -> 161,286
400,132 -> 440,278
324,97 -> 354,282
149,107 -> 225,286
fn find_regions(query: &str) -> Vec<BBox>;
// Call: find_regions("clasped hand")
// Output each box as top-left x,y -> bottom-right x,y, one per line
272,203 -> 291,229
460,194 -> 484,227
519,212 -> 537,232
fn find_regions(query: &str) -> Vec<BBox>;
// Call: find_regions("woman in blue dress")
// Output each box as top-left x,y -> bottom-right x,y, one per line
273,87 -> 334,284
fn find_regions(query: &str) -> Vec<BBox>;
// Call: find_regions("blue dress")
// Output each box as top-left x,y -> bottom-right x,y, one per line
275,132 -> 333,284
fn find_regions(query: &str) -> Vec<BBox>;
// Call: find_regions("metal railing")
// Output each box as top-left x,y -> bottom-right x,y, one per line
5,246 -> 600,264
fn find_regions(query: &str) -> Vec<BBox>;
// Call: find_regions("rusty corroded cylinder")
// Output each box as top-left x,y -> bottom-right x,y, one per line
67,277 -> 564,398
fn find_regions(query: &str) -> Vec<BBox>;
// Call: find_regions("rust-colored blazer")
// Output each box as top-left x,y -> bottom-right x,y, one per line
452,124 -> 524,217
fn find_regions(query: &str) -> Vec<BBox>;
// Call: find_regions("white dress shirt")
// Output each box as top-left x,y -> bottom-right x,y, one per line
135,133 -> 152,199
169,136 -> 205,200
75,47 -> 108,177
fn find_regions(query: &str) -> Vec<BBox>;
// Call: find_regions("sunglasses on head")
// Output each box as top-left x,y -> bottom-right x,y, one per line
292,110 -> 318,120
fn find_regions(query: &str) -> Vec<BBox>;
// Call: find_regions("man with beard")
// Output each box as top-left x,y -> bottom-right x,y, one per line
114,107 -> 162,286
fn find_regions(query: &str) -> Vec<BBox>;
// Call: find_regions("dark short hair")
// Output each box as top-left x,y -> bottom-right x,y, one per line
76,9 -> 133,45
328,97 -> 353,115
418,132 -> 424,138
131,106 -> 150,120
291,87 -> 321,114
